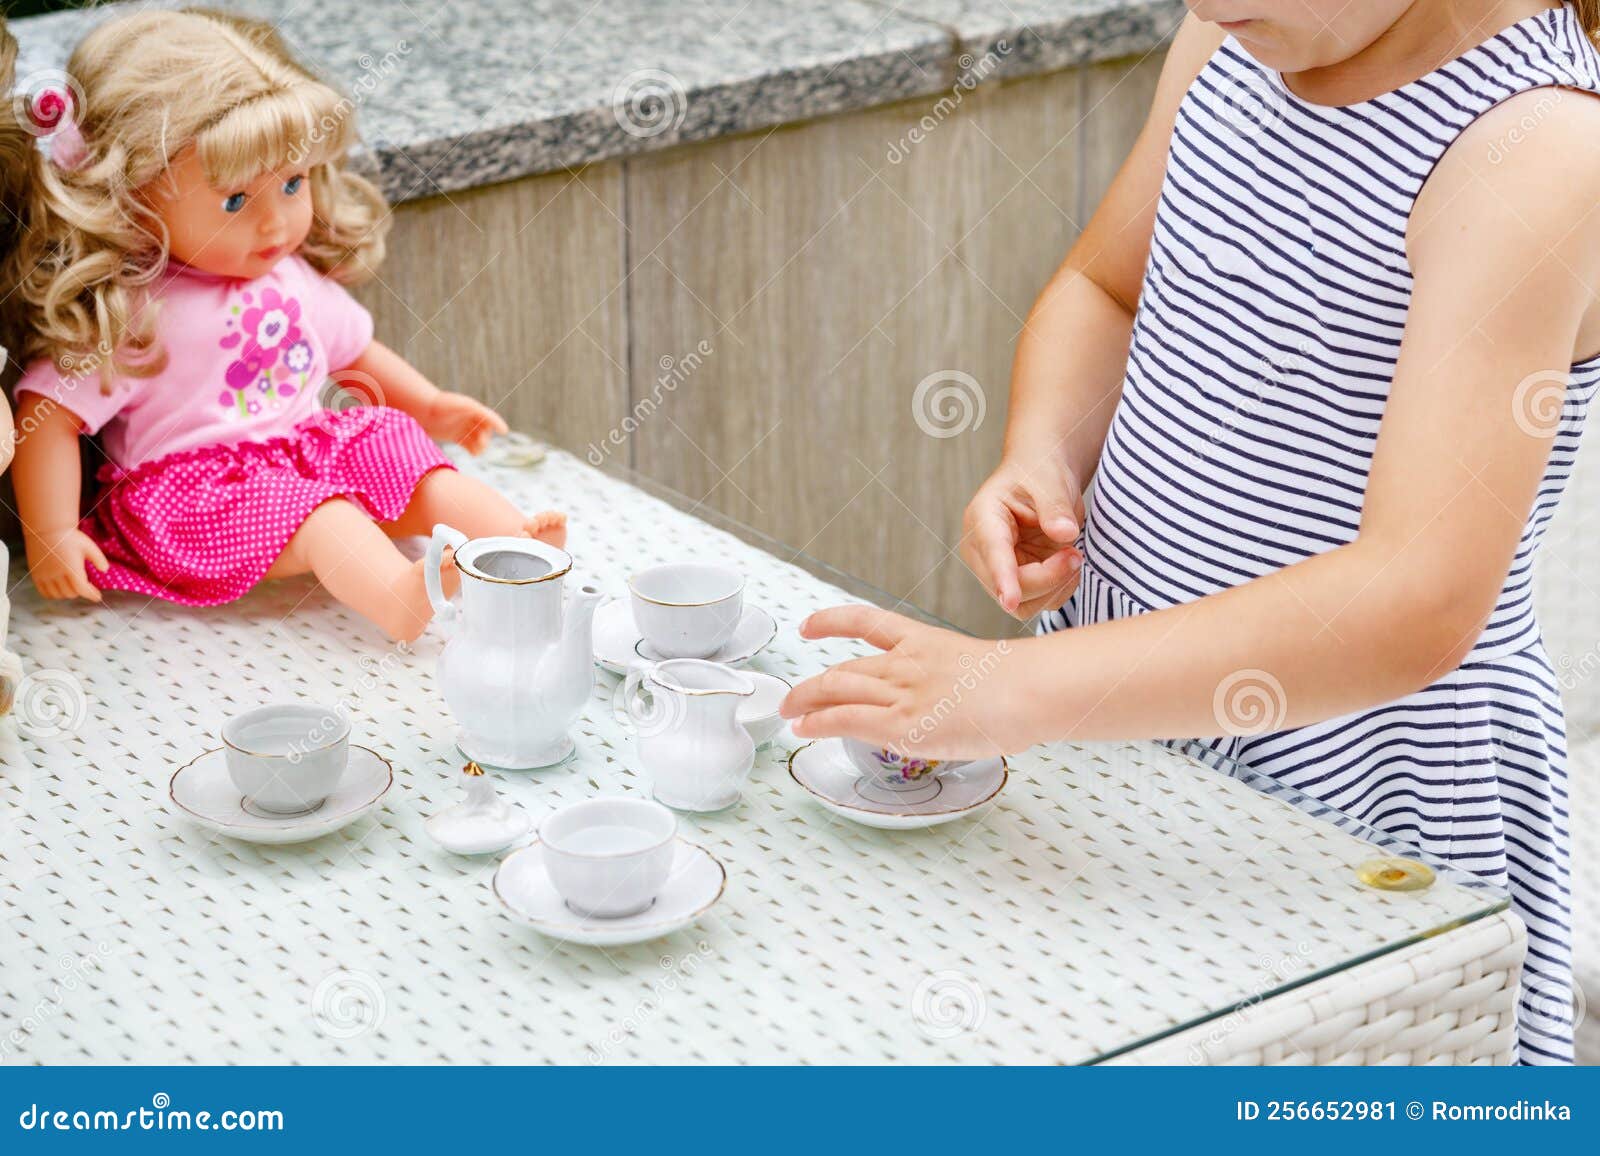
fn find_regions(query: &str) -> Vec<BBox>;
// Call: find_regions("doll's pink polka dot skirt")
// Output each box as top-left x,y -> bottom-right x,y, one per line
83,406 -> 452,605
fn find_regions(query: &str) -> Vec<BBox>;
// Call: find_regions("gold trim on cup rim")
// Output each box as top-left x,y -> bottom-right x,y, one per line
220,704 -> 350,759
627,567 -> 746,607
537,800 -> 678,860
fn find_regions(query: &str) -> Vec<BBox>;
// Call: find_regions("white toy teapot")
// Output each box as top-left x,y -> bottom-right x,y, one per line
425,525 -> 603,770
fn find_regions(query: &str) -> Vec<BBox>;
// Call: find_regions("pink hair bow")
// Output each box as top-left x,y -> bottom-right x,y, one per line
27,85 -> 88,171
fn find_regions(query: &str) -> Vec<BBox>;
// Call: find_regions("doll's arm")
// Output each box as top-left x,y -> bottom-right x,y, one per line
339,341 -> 508,454
0,387 -> 13,475
13,395 -> 108,601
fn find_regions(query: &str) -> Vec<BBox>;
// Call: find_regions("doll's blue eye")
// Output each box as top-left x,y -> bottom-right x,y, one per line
283,175 -> 304,196
222,192 -> 247,213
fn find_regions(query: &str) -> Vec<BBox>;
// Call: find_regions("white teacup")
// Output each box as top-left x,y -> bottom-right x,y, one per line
222,703 -> 350,816
842,737 -> 957,792
540,797 -> 678,918
629,563 -> 744,659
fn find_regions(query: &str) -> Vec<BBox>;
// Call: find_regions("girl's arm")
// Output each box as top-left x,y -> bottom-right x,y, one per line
961,16 -> 1226,617
783,87 -> 1600,757
13,396 -> 108,601
340,340 -> 507,454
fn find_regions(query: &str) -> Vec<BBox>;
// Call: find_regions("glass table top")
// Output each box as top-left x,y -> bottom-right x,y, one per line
0,434 -> 1512,1064
581,440 -> 1512,1061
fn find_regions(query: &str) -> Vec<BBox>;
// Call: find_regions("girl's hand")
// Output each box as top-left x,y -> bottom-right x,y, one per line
780,605 -> 1034,759
423,392 -> 509,455
960,450 -> 1085,619
25,529 -> 109,602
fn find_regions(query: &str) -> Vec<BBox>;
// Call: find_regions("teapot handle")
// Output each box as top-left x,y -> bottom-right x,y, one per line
425,524 -> 470,625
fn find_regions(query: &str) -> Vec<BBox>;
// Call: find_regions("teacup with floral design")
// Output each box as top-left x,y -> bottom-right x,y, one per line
842,738 -> 957,792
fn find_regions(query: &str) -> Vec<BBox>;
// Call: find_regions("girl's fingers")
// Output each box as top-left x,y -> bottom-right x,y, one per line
83,540 -> 110,573
790,704 -> 895,743
799,605 -> 914,650
969,507 -> 1021,611
781,669 -> 897,718
1021,476 -> 1082,543
1015,549 -> 1081,603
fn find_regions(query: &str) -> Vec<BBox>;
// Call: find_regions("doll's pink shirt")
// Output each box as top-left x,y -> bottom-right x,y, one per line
14,255 -> 373,469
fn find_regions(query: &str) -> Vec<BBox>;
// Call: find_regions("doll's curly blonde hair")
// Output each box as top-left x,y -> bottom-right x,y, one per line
2,7 -> 388,389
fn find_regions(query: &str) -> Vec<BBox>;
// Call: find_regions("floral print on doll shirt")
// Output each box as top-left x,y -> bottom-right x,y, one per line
11,255 -> 375,470
218,286 -> 314,418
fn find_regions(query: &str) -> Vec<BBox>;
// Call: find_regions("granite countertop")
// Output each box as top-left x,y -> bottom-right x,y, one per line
11,0 -> 1182,204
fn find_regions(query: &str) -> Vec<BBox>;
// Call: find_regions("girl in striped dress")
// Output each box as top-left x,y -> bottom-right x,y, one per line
785,1 -> 1600,1063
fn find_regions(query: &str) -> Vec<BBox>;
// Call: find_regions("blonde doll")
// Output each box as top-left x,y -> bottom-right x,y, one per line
4,8 -> 564,642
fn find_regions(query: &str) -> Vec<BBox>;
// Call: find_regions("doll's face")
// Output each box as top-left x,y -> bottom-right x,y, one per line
1186,0 -> 1415,72
147,148 -> 313,280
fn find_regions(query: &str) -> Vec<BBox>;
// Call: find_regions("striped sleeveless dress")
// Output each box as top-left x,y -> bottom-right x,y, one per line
1044,6 -> 1600,1063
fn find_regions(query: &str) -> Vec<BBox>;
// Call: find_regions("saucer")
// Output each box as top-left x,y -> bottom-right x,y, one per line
170,745 -> 393,844
494,837 -> 727,946
592,597 -> 776,673
787,739 -> 1007,830
456,730 -> 576,772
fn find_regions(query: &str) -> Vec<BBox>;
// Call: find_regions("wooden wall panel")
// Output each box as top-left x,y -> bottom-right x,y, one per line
352,164 -> 628,458
624,73 -> 1090,635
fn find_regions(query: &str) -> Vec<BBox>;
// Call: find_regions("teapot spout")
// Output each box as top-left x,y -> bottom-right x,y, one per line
558,582 -> 606,669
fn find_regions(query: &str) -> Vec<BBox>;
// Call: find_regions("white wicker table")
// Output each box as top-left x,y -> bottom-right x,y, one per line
0,446 -> 1519,1064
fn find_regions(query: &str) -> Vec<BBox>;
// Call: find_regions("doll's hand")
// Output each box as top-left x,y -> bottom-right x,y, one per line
424,392 -> 509,455
780,605 -> 1035,759
25,529 -> 109,602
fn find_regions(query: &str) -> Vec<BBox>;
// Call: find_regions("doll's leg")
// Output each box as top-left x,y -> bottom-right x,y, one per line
266,499 -> 445,642
384,468 -> 567,547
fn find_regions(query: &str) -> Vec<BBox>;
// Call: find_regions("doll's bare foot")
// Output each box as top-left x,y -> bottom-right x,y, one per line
522,511 -> 568,549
